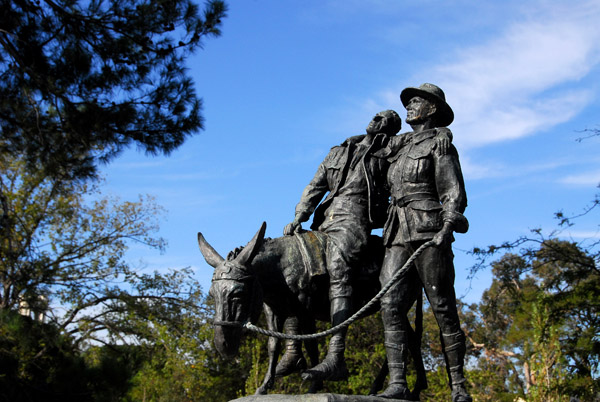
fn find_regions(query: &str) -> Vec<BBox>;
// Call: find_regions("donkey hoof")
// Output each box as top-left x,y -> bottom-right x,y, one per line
254,386 -> 268,395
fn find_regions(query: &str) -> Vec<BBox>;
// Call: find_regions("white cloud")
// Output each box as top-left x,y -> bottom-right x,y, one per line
356,0 -> 600,149
459,155 -> 503,180
429,1 -> 600,148
309,0 -> 600,150
461,153 -> 594,182
450,90 -> 593,147
559,170 -> 600,186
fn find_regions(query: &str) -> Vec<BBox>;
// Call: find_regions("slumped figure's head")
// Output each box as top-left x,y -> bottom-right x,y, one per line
366,109 -> 402,136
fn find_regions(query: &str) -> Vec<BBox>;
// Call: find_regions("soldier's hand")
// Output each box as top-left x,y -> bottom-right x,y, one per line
284,220 -> 301,236
432,231 -> 451,248
432,224 -> 453,248
434,127 -> 452,155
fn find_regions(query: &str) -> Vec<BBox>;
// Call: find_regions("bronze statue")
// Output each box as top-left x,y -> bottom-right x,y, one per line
198,222 -> 428,395
283,110 -> 402,382
198,98 -> 469,400
377,83 -> 472,402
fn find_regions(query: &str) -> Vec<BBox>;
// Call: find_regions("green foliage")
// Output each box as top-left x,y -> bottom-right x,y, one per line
0,149 -> 252,400
466,167 -> 600,400
467,238 -> 600,401
0,308 -> 91,401
0,269 -> 250,401
83,344 -> 148,402
0,2 -> 232,395
0,304 -> 238,401
0,152 -> 187,345
0,0 -> 227,179
123,296 -> 252,401
0,143 -> 248,399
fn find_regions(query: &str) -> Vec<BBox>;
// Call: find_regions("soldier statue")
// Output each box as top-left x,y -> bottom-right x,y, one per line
378,83 -> 472,402
283,110 -> 402,382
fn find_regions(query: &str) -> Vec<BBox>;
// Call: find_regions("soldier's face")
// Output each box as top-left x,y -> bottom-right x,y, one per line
366,113 -> 389,135
406,96 -> 436,124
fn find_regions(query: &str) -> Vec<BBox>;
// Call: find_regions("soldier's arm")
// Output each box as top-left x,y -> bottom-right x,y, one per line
432,145 -> 468,246
284,158 -> 330,235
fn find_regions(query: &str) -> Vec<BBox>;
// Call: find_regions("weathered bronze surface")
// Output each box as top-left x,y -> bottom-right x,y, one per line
198,223 -> 425,396
198,85 -> 471,402
377,83 -> 471,402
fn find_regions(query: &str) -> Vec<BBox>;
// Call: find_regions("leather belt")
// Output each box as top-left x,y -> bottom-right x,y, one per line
391,192 -> 435,207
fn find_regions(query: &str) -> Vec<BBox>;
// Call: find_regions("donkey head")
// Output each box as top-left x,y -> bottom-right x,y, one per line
198,222 -> 266,358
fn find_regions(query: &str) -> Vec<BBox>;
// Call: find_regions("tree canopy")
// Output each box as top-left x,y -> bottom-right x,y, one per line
464,241 -> 600,401
0,150 -> 243,399
0,151 -> 201,346
0,0 -> 227,179
0,1 -> 234,398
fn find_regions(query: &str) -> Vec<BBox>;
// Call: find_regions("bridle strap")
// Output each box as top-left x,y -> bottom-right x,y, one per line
211,270 -> 262,329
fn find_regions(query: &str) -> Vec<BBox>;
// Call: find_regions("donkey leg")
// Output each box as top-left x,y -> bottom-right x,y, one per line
303,318 -> 323,393
256,306 -> 283,395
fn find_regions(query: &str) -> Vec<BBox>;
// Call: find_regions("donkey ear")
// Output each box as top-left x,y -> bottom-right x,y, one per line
235,222 -> 267,266
197,232 -> 225,268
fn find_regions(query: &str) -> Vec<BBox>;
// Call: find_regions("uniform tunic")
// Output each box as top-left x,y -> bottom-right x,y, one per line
380,129 -> 468,334
293,133 -> 389,298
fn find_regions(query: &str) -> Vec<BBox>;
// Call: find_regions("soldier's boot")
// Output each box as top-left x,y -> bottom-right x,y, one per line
442,331 -> 473,402
275,318 -> 307,376
378,330 -> 412,400
302,296 -> 351,381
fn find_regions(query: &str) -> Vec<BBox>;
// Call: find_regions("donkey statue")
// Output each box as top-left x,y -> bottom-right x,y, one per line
198,222 -> 427,396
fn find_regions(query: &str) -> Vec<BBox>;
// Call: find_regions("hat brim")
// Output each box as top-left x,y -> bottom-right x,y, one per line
400,87 -> 454,127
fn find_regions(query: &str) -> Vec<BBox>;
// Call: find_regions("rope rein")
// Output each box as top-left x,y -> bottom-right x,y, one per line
243,240 -> 435,340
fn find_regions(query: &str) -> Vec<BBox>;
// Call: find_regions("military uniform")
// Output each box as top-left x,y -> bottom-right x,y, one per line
294,133 -> 390,298
379,128 -> 470,399
287,131 -> 393,382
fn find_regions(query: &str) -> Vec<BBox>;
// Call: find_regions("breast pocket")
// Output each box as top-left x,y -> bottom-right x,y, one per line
405,148 -> 432,183
325,157 -> 345,184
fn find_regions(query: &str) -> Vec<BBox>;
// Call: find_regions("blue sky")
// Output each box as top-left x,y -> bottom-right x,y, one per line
101,0 -> 600,304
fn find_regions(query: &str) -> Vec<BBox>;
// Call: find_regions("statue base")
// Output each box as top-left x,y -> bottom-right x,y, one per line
231,394 -> 414,402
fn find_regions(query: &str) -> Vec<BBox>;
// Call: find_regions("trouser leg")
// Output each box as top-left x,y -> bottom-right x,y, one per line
415,244 -> 471,402
302,240 -> 353,382
326,241 -> 353,368
378,246 -> 417,399
301,295 -> 351,381
441,330 -> 472,401
376,329 -> 413,399
386,331 -> 408,386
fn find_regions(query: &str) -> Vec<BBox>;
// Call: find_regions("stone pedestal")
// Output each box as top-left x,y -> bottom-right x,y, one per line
231,394 -> 412,402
